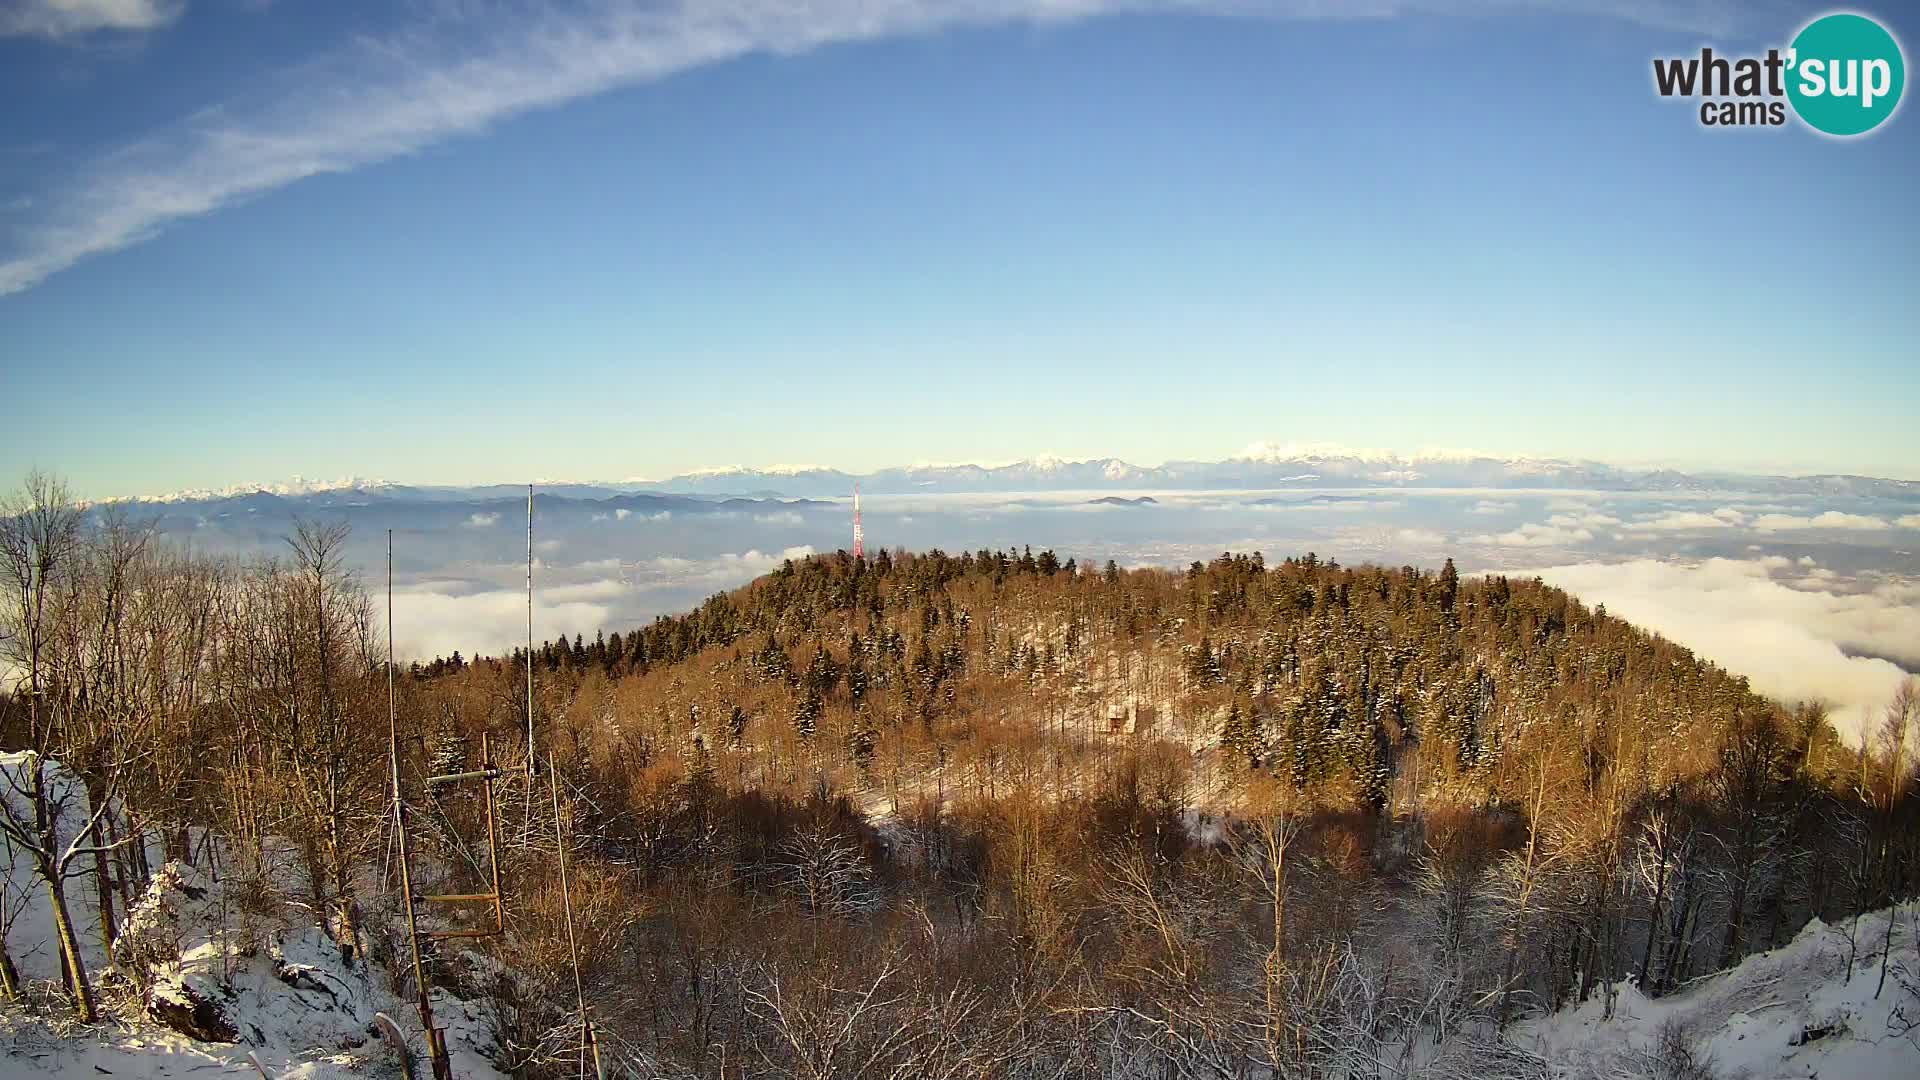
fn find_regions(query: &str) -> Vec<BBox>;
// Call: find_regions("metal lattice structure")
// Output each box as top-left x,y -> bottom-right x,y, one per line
386,531 -> 512,1080
420,730 -> 506,940
381,496 -> 603,1080
852,482 -> 864,560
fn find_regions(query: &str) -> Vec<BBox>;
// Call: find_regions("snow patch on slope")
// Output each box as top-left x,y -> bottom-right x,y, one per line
2,754 -> 505,1079
4,856 -> 506,1079
1520,903 -> 1920,1080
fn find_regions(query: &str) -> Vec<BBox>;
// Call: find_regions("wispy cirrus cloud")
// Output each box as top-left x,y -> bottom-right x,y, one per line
1,0 -> 1767,294
1,0 -> 183,39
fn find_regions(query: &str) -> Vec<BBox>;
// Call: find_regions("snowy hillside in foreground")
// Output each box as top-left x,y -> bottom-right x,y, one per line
6,753 -> 1916,1079
1520,903 -> 1920,1080
1,918 -> 504,1080
2,754 -> 503,1080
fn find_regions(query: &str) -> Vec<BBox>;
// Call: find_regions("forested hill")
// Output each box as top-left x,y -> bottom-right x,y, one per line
394,546 -> 1916,1054
427,547 -> 1831,815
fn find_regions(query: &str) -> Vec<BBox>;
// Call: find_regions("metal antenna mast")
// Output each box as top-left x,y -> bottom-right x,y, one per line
522,487 -> 598,1077
852,482 -> 864,561
387,530 -> 512,1080
527,484 -> 536,779
549,758 -> 603,1080
389,531 -> 453,1080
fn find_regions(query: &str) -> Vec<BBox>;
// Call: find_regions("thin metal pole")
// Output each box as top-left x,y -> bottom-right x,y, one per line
527,484 -> 536,779
389,532 -> 447,1079
549,758 -> 598,1079
482,730 -> 505,935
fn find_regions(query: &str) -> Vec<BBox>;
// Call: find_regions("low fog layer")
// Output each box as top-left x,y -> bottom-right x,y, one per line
122,485 -> 1919,739
1525,557 -> 1917,740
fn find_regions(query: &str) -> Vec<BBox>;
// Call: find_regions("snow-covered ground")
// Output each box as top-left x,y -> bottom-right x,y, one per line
1520,904 -> 1920,1080
3,752 -> 113,987
3,755 -> 503,1080
8,751 -> 1916,1079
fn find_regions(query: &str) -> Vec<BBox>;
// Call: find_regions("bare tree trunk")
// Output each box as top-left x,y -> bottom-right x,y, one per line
118,816 -> 151,908
1640,842 -> 1670,990
45,872 -> 97,1022
1875,680 -> 1915,999
1875,906 -> 1897,999
1666,880 -> 1701,994
1501,754 -> 1557,1029
1719,856 -> 1751,971
90,821 -> 118,955
0,945 -> 21,1001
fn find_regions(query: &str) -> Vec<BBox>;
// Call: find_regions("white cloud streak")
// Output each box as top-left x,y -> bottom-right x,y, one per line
1,0 -> 1764,293
1551,510 -> 1622,529
1,0 -> 182,38
627,545 -> 815,591
1751,511 -> 1891,532
1624,508 -> 1740,532
1472,521 -> 1593,547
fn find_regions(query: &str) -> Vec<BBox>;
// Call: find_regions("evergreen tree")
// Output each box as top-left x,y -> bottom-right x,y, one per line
1186,636 -> 1223,686
805,644 -> 840,697
847,656 -> 870,705
1221,702 -> 1262,770
794,685 -> 822,738
756,631 -> 793,684
847,718 -> 876,768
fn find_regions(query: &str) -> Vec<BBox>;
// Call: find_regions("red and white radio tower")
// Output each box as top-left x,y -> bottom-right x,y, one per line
852,483 -> 865,560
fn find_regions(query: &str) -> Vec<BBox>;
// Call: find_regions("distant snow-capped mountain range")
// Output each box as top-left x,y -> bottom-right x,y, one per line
122,445 -> 1919,505
126,476 -> 406,504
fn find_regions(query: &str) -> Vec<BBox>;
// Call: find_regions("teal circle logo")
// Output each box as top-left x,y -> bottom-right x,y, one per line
1786,13 -> 1905,136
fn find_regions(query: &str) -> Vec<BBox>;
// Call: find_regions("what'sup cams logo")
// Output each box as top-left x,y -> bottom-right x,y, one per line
1653,11 -> 1905,135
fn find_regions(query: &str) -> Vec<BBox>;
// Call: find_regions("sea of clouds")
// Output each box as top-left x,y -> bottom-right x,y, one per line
140,485 -> 1918,742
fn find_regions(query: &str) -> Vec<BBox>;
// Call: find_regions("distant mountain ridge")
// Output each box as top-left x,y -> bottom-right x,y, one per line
633,447 -> 1920,499
120,445 -> 1920,506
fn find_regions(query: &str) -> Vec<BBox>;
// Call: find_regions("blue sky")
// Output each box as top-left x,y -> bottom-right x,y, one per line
1,0 -> 1915,499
